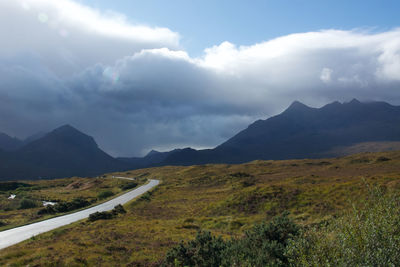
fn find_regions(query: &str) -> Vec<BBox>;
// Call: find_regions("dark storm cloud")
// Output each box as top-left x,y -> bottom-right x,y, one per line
1,0 -> 400,156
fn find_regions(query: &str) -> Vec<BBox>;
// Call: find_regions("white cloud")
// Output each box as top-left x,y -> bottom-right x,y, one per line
0,0 -> 179,76
320,68 -> 333,84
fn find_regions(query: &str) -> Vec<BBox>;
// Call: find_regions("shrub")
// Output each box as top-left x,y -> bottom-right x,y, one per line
230,172 -> 253,178
88,204 -> 126,222
0,220 -> 7,227
37,197 -> 90,215
97,190 -> 115,199
19,198 -> 37,209
88,211 -> 114,221
120,182 -> 138,191
287,186 -> 400,266
139,192 -> 152,201
112,204 -> 126,215
225,212 -> 300,266
376,156 -> 391,162
163,213 -> 300,267
164,231 -> 227,267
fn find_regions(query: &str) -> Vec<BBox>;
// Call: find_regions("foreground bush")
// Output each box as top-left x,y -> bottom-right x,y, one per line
163,212 -> 299,267
226,211 -> 300,266
165,231 -> 227,267
287,186 -> 400,266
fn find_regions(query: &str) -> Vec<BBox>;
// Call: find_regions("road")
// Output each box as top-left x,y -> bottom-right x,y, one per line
0,179 -> 159,250
111,176 -> 136,181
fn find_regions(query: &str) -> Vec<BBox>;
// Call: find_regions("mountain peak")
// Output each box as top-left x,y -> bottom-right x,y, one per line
348,98 -> 361,105
53,124 -> 77,133
283,101 -> 312,113
51,124 -> 89,138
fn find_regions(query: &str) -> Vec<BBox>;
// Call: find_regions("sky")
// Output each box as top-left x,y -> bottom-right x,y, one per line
0,0 -> 400,156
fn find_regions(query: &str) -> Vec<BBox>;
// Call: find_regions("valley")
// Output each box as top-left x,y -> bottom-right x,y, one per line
1,150 -> 400,266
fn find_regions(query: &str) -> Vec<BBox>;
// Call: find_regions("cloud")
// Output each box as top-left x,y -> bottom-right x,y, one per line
320,68 -> 333,84
0,0 -> 179,76
0,1 -> 400,156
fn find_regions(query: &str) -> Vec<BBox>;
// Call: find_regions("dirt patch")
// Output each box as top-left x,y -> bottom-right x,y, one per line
65,181 -> 96,190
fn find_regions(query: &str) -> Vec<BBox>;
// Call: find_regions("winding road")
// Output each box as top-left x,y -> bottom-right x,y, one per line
0,179 -> 159,250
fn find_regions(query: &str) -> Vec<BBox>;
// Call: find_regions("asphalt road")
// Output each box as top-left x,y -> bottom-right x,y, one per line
0,179 -> 159,250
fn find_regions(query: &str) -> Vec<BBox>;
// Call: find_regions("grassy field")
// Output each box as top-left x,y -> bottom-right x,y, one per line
0,173 -> 146,231
1,151 -> 400,266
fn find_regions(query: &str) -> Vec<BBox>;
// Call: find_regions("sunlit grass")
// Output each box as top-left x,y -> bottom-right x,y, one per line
1,151 -> 400,266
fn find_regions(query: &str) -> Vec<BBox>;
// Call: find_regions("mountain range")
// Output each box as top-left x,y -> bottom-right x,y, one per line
1,99 -> 400,180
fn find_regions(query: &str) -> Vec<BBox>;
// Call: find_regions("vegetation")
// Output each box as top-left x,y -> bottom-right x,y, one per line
164,212 -> 299,266
164,186 -> 400,266
287,186 -> 400,266
18,198 -> 38,209
38,197 -> 90,215
120,181 -> 138,190
1,151 -> 400,266
88,204 -> 127,222
97,190 -> 115,199
0,175 -> 146,230
0,182 -> 31,191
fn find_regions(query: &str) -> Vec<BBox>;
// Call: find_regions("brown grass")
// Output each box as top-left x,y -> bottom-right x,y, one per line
1,150 -> 400,266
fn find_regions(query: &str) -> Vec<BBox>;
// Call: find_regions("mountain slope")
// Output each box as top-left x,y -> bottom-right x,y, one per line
0,133 -> 22,151
0,125 -> 128,180
162,99 -> 400,165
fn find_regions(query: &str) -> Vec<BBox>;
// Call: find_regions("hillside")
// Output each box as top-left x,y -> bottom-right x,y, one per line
1,150 -> 400,266
0,132 -> 22,151
160,99 -> 400,165
0,125 -> 128,180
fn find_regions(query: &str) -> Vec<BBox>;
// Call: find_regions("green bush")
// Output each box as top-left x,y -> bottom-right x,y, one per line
225,211 -> 300,266
287,186 -> 400,266
38,197 -> 90,215
120,182 -> 138,191
164,231 -> 227,267
139,191 -> 152,201
0,220 -> 7,227
112,204 -> 126,215
163,213 -> 300,267
88,204 -> 126,222
88,211 -> 114,221
18,198 -> 38,209
97,190 -> 115,199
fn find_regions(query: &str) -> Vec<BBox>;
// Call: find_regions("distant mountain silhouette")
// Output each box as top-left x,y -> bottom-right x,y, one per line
1,99 -> 400,181
21,131 -> 48,146
118,149 -> 183,169
0,132 -> 22,151
0,125 -> 128,180
160,99 -> 400,165
0,131 -> 48,151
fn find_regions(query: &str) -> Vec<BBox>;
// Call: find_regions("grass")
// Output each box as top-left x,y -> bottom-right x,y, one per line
1,150 -> 400,266
0,173 -> 146,231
